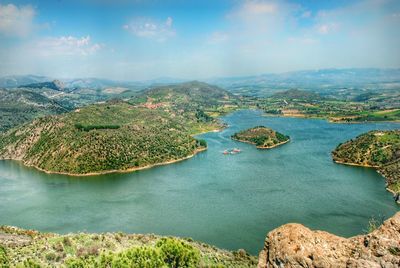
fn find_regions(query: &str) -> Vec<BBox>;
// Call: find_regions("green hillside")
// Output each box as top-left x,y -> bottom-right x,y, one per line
271,89 -> 322,101
0,82 -> 232,175
131,81 -> 239,117
0,89 -> 69,132
0,226 -> 256,267
332,130 -> 400,195
231,126 -> 290,149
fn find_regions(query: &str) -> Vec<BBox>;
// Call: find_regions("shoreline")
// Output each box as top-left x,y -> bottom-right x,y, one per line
263,113 -> 400,124
332,159 -> 380,168
232,137 -> 290,149
333,158 -> 399,203
1,147 -> 207,177
0,117 -> 225,178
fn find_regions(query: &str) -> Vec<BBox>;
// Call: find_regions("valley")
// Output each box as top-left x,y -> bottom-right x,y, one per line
0,71 -> 399,267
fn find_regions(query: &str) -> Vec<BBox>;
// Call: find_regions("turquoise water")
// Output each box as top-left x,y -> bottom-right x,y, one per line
0,110 -> 399,255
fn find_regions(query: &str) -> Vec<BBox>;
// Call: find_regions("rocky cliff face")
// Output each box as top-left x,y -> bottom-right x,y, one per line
258,212 -> 400,268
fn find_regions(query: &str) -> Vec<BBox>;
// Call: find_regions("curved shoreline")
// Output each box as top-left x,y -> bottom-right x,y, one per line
1,147 -> 207,177
332,159 -> 380,168
333,158 -> 399,203
263,113 -> 400,124
232,137 -> 290,149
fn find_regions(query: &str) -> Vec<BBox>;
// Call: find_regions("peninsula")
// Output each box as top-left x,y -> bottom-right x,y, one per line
332,130 -> 400,202
231,126 -> 290,149
0,82 -> 238,176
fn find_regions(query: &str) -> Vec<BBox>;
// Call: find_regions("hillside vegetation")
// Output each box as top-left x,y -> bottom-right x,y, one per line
0,82 -> 233,175
0,226 -> 256,268
132,81 -> 240,118
231,126 -> 290,149
0,89 -> 69,132
332,130 -> 400,198
260,88 -> 400,123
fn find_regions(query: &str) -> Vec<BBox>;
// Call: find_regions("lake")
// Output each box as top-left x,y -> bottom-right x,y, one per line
0,110 -> 399,255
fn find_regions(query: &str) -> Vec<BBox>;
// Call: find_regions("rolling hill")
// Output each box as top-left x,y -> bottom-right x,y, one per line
332,130 -> 400,200
0,89 -> 69,132
0,82 -> 232,175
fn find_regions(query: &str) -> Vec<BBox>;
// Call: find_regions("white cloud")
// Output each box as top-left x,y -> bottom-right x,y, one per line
0,4 -> 35,37
208,32 -> 229,44
241,1 -> 277,15
301,10 -> 311,18
123,16 -> 175,42
36,36 -> 102,56
288,36 -> 318,44
316,23 -> 339,34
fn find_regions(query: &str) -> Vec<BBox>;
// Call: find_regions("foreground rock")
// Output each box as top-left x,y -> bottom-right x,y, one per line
258,212 -> 400,268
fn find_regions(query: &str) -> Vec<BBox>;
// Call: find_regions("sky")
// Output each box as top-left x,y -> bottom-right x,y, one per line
0,0 -> 399,80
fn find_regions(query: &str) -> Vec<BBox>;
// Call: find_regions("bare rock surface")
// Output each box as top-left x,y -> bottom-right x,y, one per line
258,212 -> 400,268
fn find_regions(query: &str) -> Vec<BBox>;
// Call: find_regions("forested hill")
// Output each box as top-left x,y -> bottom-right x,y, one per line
0,89 -> 69,132
132,81 -> 238,114
271,89 -> 323,101
332,130 -> 400,197
231,126 -> 290,149
0,82 -> 233,175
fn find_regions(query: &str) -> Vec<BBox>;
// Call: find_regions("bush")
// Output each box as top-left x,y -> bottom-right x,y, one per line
75,124 -> 120,132
65,238 -> 200,268
118,246 -> 165,268
0,246 -> 9,267
66,246 -> 165,268
156,238 -> 200,268
196,139 -> 207,148
19,259 -> 42,268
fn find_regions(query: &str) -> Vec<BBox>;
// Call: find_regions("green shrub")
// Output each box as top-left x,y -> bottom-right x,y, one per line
196,139 -> 207,148
75,124 -> 120,132
45,252 -> 57,261
65,257 -> 92,268
117,246 -> 165,268
66,246 -> 166,268
0,246 -> 9,267
156,238 -> 200,268
17,259 -> 42,268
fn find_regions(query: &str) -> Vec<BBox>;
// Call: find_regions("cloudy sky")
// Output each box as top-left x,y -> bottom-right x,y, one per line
0,0 -> 399,80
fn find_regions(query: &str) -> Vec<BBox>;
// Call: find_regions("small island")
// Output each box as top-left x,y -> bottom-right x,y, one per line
231,126 -> 290,149
332,130 -> 400,202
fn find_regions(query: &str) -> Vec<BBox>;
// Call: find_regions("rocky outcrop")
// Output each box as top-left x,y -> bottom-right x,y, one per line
258,212 -> 400,268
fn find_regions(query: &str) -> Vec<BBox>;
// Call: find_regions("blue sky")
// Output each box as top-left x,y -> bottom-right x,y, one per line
0,0 -> 399,80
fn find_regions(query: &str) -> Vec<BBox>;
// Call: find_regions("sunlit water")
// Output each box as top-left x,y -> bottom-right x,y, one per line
0,110 -> 399,254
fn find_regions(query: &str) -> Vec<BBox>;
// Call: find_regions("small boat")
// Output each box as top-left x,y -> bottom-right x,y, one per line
223,148 -> 241,155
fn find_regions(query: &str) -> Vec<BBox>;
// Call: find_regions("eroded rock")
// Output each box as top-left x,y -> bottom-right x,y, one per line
258,212 -> 400,268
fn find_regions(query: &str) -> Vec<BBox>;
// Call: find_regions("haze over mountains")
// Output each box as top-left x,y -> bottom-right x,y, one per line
2,68 -> 400,91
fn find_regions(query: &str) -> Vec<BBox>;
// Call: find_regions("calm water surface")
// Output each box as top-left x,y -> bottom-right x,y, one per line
0,110 -> 399,254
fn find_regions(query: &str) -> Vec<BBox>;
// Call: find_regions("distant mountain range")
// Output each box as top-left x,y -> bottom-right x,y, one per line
207,68 -> 400,89
0,76 -> 187,90
0,75 -> 51,88
2,68 -> 399,91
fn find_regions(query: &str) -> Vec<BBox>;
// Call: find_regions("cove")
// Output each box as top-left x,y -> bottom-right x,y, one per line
0,109 -> 399,255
